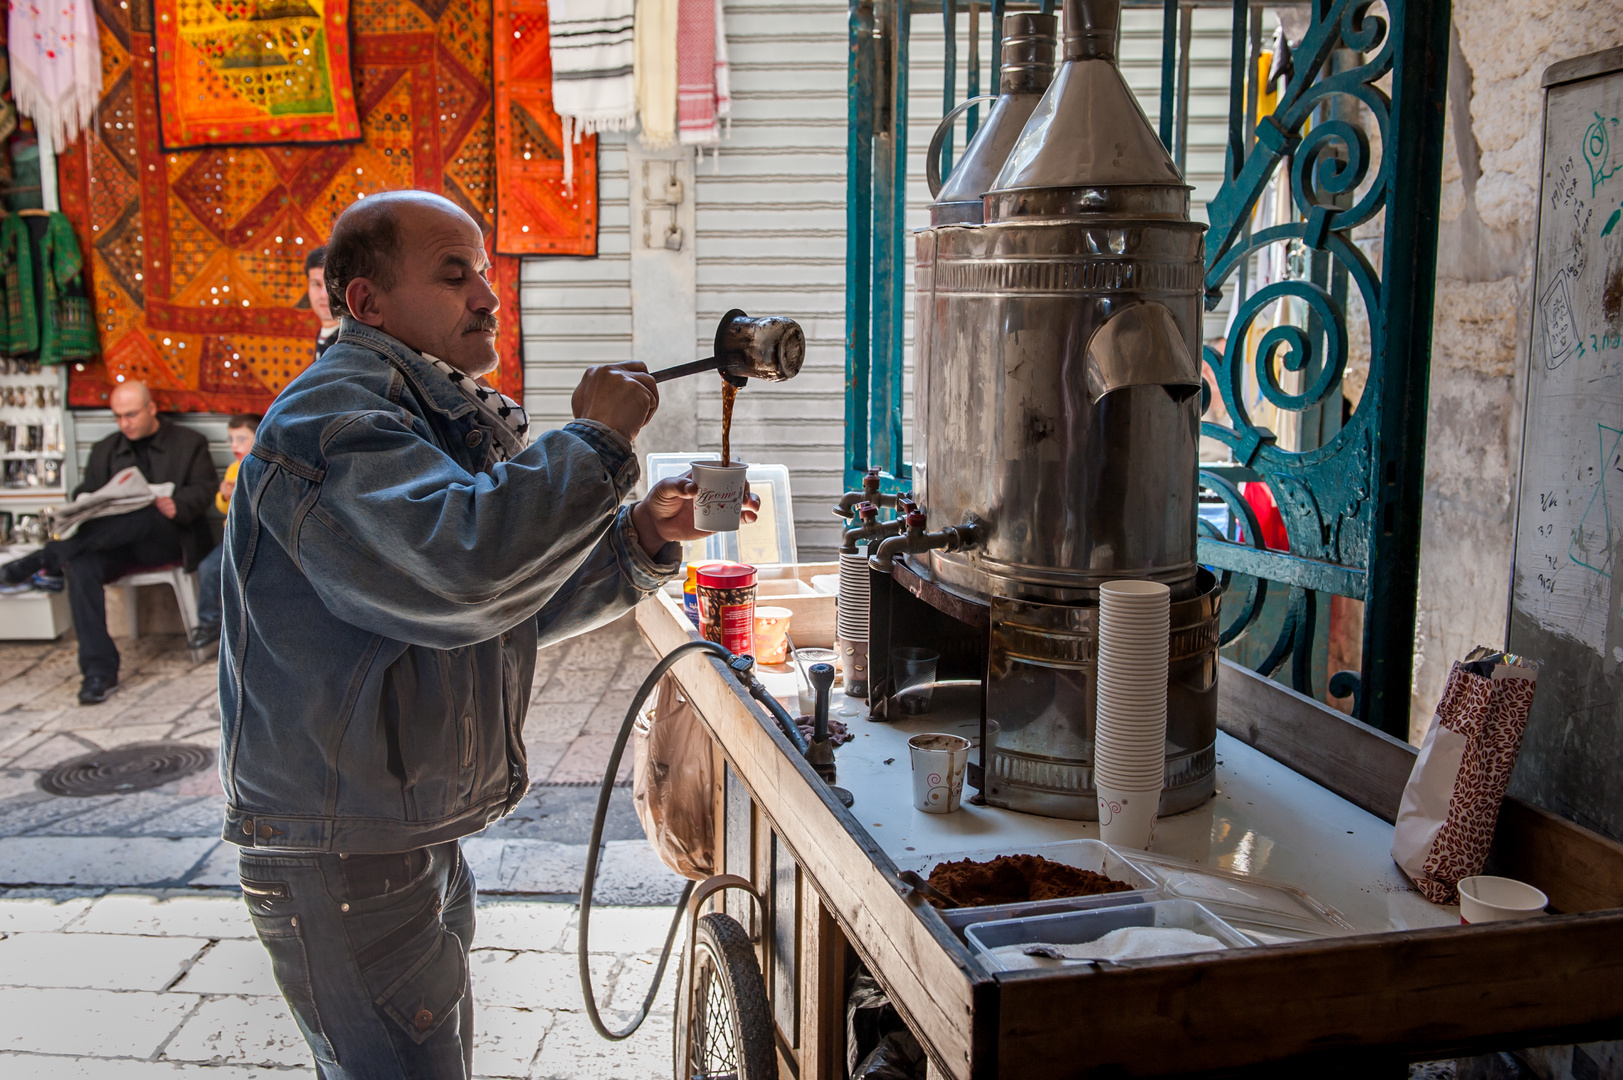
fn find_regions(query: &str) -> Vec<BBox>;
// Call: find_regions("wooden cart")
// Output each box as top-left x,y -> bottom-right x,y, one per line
636,584 -> 1623,1079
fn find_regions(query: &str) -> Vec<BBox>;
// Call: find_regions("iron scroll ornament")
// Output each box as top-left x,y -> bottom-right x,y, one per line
1195,0 -> 1402,707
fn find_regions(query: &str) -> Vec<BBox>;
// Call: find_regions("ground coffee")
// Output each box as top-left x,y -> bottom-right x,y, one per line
925,854 -> 1133,908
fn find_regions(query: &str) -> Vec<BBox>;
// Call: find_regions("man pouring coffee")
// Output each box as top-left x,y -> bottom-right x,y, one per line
219,189 -> 756,1076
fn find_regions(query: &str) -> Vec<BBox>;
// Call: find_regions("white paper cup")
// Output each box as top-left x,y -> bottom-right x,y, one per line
908,733 -> 970,814
690,460 -> 749,532
1096,783 -> 1160,850
1458,875 -> 1548,924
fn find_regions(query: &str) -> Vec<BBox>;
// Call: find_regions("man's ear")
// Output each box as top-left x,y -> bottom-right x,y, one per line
344,278 -> 386,327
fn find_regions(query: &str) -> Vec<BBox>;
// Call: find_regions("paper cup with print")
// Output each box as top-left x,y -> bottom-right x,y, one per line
690,460 -> 749,532
908,733 -> 970,814
1096,783 -> 1160,850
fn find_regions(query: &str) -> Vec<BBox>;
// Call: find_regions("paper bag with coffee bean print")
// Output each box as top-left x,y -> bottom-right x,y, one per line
1391,648 -> 1539,905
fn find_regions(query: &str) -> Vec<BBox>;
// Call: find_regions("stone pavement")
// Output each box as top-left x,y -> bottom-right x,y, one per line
0,612 -> 689,1076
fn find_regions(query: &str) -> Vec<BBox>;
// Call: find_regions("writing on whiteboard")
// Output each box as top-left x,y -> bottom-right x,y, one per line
1541,269 -> 1582,368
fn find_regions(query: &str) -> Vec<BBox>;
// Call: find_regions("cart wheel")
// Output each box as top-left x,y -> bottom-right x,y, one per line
676,912 -> 776,1080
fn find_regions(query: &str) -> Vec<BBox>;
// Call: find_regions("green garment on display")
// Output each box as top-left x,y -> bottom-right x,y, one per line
0,213 -> 38,356
40,212 -> 97,364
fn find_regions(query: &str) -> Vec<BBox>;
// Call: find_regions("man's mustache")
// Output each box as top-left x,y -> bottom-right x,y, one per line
463,313 -> 500,335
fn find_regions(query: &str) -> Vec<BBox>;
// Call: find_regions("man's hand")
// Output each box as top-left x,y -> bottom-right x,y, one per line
154,496 -> 177,519
571,362 -> 659,443
630,474 -> 761,557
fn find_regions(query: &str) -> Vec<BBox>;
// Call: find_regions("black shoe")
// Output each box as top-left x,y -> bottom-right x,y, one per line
187,624 -> 221,651
78,675 -> 119,705
2,551 -> 47,585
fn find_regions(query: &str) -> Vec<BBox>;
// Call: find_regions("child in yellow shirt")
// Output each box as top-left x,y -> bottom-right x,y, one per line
190,414 -> 259,650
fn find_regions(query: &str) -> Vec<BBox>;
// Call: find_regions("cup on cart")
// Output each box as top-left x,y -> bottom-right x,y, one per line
1457,876 -> 1548,924
690,460 -> 749,532
908,733 -> 970,814
891,646 -> 940,715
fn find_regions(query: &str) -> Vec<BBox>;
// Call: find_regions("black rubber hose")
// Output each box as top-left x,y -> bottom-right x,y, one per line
577,637 -> 810,1041
578,638 -> 726,1040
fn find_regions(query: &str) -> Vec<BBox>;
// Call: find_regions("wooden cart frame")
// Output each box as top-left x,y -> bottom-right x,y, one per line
637,590 -> 1623,1080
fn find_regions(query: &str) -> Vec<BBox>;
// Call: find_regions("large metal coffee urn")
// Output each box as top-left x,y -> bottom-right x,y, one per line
855,0 -> 1221,821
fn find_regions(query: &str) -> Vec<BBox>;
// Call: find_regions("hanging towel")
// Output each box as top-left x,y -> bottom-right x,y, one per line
8,0 -> 100,150
714,0 -> 731,131
675,0 -> 716,146
635,0 -> 678,150
549,0 -> 636,187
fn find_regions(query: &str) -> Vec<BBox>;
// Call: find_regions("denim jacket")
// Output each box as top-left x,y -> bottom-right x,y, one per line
218,320 -> 678,852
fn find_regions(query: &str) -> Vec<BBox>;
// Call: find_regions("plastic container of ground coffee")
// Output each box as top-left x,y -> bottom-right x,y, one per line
697,562 -> 757,656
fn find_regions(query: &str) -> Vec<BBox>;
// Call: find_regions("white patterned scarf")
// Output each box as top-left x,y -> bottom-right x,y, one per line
549,0 -> 637,188
426,356 -> 531,465
8,0 -> 100,150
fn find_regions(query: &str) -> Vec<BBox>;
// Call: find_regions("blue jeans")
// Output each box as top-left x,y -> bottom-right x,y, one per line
238,841 -> 476,1079
197,541 -> 223,628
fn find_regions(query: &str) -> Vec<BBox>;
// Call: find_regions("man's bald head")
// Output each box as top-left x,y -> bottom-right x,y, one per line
325,191 -> 473,318
109,380 -> 160,440
323,189 -> 502,376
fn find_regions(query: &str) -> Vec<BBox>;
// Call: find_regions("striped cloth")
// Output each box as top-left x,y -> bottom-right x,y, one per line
548,0 -> 636,186
676,0 -> 731,147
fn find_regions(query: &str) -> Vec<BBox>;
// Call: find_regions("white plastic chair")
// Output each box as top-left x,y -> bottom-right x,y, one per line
109,563 -> 203,658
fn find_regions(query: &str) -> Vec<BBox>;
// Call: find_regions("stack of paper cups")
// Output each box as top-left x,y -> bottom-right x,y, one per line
836,548 -> 872,697
1094,579 -> 1171,849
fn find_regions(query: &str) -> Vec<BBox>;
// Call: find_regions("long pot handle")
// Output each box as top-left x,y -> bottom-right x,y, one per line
926,95 -> 1000,198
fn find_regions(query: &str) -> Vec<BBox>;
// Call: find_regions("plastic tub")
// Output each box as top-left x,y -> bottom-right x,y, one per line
966,899 -> 1254,971
893,840 -> 1160,937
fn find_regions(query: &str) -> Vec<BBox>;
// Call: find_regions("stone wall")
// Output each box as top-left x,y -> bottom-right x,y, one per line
1410,1 -> 1619,741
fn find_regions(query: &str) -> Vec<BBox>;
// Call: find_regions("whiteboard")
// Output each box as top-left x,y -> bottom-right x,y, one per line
1506,49 -> 1623,841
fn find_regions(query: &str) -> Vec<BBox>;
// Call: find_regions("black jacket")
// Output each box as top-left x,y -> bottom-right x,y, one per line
76,419 -> 219,570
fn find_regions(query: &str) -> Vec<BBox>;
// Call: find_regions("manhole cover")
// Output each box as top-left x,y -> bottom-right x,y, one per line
39,743 -> 215,797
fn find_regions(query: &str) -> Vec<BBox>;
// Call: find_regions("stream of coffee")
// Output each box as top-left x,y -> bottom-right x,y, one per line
720,379 -> 738,466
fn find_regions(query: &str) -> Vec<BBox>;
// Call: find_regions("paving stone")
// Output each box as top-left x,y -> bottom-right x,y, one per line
0,837 -> 219,886
24,674 -> 159,715
71,724 -> 184,751
171,938 -> 278,996
470,1004 -> 553,1078
464,839 -> 587,896
0,1053 -> 317,1078
571,905 -> 686,956
0,769 -> 40,800
560,633 -> 631,671
595,842 -> 687,907
0,986 -> 199,1058
548,736 -> 632,785
43,702 -> 189,734
69,891 -> 254,940
0,931 -> 208,990
535,665 -> 618,705
472,898 -> 573,952
3,731 -> 93,770
525,702 -> 594,744
130,797 -> 225,837
469,948 -> 616,1011
185,842 -> 241,888
137,675 -> 220,710
0,794 -> 116,839
604,950 -> 682,1016
25,792 -> 212,837
582,690 -> 641,735
0,893 -> 96,932
532,1005 -> 669,1080
525,740 -> 571,784
161,993 -> 312,1068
